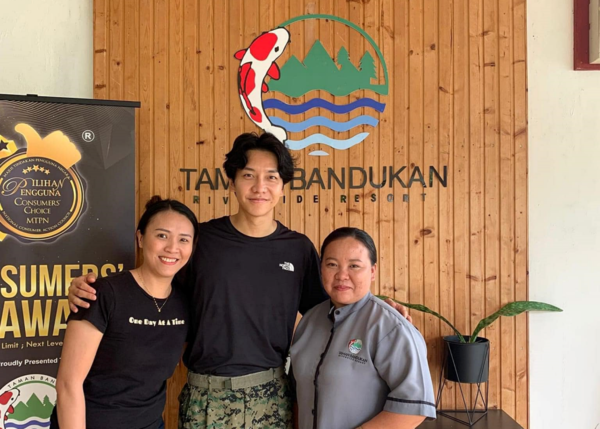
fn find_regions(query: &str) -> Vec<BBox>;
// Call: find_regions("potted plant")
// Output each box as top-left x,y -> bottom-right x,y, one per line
376,297 -> 562,426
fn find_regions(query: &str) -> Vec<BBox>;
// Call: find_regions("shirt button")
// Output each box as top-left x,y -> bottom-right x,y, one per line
335,310 -> 340,315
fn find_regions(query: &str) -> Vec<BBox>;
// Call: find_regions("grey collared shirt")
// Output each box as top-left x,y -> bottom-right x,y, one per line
290,292 -> 436,429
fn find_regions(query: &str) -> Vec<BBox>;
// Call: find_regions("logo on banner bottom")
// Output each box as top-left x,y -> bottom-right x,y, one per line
0,374 -> 56,429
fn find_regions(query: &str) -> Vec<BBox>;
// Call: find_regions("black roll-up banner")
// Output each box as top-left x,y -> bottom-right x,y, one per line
0,94 -> 138,429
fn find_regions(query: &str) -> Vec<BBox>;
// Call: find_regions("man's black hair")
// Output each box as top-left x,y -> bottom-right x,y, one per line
223,132 -> 296,185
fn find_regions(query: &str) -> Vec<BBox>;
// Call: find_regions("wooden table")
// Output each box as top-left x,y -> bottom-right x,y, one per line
418,410 -> 523,428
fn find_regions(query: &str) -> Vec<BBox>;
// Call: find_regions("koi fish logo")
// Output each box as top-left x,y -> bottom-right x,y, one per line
348,339 -> 363,355
0,389 -> 19,429
234,15 -> 390,157
235,28 -> 290,143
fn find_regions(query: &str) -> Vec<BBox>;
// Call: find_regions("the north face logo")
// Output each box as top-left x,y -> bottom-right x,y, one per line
279,262 -> 294,272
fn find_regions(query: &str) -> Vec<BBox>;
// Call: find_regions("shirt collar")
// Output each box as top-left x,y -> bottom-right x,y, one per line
327,292 -> 372,326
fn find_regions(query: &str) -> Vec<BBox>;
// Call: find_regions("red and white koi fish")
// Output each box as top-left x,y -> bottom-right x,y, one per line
235,27 -> 290,143
0,389 -> 19,429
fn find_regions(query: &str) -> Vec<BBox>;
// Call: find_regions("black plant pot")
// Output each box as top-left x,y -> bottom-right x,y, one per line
443,335 -> 490,384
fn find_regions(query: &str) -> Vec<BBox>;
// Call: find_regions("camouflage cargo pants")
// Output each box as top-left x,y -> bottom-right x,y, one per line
178,368 -> 292,429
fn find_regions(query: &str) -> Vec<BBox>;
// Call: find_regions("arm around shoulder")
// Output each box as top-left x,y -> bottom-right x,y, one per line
68,273 -> 99,313
298,242 -> 328,315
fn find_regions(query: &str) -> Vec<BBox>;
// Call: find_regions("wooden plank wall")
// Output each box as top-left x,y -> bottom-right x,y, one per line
93,0 -> 528,427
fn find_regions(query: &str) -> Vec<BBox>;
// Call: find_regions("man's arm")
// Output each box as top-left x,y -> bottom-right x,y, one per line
298,242 -> 329,315
68,273 -> 98,313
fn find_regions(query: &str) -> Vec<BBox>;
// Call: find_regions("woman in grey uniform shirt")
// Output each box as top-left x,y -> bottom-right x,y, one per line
290,227 -> 436,429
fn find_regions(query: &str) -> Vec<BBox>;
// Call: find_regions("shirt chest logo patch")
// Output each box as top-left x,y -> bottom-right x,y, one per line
279,261 -> 294,272
348,339 -> 363,354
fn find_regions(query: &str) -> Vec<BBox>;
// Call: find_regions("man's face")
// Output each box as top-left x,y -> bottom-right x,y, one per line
231,149 -> 284,219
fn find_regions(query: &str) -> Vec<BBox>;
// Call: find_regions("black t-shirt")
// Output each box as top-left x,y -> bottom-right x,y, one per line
51,271 -> 189,429
181,216 -> 328,376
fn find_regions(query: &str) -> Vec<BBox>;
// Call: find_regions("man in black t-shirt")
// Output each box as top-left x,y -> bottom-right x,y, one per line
175,134 -> 331,428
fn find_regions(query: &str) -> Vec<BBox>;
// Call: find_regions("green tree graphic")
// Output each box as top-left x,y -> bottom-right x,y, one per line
268,41 -> 387,97
9,393 -> 54,421
336,47 -> 354,71
359,51 -> 376,83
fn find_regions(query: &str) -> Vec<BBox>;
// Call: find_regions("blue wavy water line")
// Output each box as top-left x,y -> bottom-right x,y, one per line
6,420 -> 50,429
309,150 -> 330,156
264,98 -> 386,114
286,133 -> 370,151
270,115 -> 378,132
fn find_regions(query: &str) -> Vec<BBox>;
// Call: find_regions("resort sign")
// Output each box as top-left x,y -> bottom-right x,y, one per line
182,14 -> 448,204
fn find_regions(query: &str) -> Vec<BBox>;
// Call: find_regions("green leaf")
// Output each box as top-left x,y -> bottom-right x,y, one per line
376,295 -> 466,343
469,301 -> 562,343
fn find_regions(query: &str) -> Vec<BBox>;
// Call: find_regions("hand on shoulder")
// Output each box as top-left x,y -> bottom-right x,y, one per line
383,298 -> 413,325
68,273 -> 98,313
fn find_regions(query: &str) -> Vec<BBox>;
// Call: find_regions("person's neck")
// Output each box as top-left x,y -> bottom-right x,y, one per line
230,212 -> 277,237
132,267 -> 172,298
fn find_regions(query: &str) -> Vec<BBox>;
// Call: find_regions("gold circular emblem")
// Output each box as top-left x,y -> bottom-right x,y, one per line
0,151 -> 84,240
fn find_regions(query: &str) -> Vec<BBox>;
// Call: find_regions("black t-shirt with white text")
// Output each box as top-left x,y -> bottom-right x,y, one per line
181,216 -> 328,376
51,271 -> 188,429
